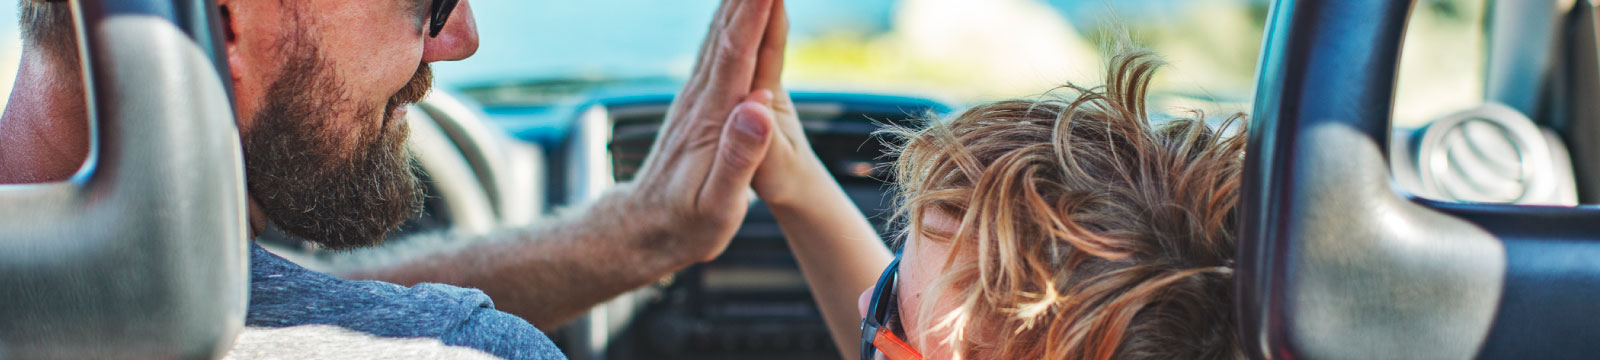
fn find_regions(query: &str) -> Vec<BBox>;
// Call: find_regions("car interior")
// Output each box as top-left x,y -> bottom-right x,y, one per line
5,0 -> 1600,359
557,92 -> 950,359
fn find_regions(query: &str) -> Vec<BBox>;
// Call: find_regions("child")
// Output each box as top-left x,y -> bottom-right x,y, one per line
749,44 -> 1246,359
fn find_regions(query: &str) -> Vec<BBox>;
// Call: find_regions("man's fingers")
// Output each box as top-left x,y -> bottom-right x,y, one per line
668,0 -> 770,146
688,0 -> 738,82
702,0 -> 776,114
698,100 -> 775,215
752,0 -> 789,93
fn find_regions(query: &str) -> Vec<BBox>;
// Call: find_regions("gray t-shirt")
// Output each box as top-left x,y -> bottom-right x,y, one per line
245,242 -> 566,360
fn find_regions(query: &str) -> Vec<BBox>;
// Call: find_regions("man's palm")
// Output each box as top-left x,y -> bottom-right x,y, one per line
630,0 -> 786,264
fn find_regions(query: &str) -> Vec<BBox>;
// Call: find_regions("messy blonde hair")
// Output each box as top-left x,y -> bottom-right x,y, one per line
885,48 -> 1245,359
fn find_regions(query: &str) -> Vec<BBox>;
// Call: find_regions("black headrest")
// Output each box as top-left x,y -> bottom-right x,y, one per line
0,0 -> 246,358
1241,1 -> 1600,359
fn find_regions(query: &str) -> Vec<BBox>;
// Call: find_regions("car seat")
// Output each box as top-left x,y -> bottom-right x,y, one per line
0,0 -> 247,358
1240,0 -> 1600,358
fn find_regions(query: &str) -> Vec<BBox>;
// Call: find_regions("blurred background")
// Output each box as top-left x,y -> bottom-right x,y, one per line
0,0 -> 1486,128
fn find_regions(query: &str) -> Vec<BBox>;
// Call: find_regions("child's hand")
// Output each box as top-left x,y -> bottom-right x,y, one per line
749,90 -> 830,209
741,0 -> 835,208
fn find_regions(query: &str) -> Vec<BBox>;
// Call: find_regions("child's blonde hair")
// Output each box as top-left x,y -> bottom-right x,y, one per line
885,48 -> 1246,360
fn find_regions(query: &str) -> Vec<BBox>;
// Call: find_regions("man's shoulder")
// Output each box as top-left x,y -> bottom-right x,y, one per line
244,242 -> 565,360
245,242 -> 478,337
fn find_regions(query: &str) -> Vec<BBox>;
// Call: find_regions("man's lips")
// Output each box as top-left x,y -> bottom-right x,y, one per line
391,104 -> 409,120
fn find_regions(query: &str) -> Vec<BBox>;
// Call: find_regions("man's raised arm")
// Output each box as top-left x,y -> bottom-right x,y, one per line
337,0 -> 787,330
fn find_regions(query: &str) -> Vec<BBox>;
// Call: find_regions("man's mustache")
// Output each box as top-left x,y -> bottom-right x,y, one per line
392,63 -> 433,106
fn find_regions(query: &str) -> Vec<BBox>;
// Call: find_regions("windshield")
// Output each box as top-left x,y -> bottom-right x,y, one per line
431,0 -> 1481,128
0,0 -> 1484,127
437,0 -> 1270,107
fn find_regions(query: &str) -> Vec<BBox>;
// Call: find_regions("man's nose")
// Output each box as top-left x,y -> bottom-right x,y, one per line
422,0 -> 479,63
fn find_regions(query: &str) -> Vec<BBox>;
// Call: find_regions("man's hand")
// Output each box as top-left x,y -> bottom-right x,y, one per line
628,0 -> 783,265
340,0 -> 796,330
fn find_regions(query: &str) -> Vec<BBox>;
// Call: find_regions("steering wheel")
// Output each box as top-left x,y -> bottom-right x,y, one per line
1241,0 -> 1600,359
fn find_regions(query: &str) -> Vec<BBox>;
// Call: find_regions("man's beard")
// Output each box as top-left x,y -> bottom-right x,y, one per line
241,34 -> 434,250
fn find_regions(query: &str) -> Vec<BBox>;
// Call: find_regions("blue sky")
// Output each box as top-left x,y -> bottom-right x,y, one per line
0,1 -> 1260,91
430,0 -> 1262,89
431,0 -> 900,88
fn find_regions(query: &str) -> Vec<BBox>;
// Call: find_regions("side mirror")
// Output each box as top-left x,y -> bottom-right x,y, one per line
0,0 -> 246,358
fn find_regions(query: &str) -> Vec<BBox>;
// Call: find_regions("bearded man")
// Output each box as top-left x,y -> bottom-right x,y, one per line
0,0 -> 792,358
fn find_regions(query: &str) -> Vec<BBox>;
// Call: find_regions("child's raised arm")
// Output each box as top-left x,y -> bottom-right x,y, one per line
744,2 -> 894,357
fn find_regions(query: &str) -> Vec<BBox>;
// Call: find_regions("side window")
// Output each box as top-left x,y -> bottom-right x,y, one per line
1391,0 -> 1582,206
0,5 -> 23,113
0,3 -> 90,185
1394,0 -> 1487,129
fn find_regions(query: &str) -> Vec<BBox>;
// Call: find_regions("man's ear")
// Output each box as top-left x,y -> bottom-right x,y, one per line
218,0 -> 242,85
216,0 -> 260,130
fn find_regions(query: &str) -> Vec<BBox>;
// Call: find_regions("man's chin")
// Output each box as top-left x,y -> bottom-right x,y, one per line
276,195 -> 420,250
245,100 -> 424,251
304,233 -> 388,251
241,24 -> 427,251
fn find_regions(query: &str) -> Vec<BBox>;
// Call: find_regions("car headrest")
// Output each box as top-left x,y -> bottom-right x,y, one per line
0,1 -> 246,358
1242,1 -> 1600,359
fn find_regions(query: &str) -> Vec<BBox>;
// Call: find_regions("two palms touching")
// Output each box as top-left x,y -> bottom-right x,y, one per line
629,0 -> 818,265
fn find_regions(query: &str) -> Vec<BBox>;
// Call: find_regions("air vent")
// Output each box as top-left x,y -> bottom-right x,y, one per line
609,118 -> 661,182
1432,118 -> 1525,202
604,105 -> 919,185
1410,103 -> 1576,205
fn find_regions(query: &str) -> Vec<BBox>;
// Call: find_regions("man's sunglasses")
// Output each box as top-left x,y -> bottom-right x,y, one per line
38,0 -> 460,38
426,0 -> 460,38
861,252 -> 923,360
